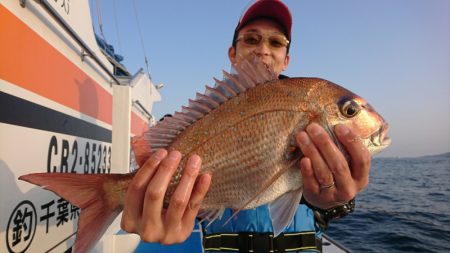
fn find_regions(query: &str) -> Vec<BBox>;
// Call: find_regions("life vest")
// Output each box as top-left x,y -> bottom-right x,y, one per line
201,204 -> 322,253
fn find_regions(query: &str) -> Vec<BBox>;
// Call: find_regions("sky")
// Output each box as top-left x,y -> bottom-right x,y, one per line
91,0 -> 450,158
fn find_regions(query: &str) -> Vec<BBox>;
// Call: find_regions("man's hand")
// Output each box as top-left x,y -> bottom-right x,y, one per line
296,123 -> 371,209
121,149 -> 211,244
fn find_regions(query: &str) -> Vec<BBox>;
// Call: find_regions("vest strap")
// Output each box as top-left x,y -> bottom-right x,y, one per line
203,231 -> 318,253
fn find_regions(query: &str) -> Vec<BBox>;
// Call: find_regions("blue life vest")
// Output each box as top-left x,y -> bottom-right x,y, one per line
201,204 -> 321,253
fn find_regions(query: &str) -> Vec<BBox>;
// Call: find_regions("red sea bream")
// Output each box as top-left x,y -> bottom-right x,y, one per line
19,60 -> 391,252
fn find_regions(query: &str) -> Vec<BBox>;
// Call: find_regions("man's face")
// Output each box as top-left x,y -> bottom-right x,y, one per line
229,19 -> 290,76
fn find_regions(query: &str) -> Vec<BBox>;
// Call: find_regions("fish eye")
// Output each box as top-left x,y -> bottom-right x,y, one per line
340,100 -> 360,118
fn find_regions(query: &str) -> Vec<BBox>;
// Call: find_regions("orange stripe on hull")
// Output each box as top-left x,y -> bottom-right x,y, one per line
0,5 -> 148,136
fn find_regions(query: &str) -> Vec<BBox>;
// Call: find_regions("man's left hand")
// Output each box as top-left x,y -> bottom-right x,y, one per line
296,123 -> 371,209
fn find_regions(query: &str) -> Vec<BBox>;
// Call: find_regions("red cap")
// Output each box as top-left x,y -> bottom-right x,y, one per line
234,0 -> 292,41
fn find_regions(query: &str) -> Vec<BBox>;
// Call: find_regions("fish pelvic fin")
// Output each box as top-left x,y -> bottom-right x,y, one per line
198,208 -> 226,228
268,188 -> 303,236
19,173 -> 125,253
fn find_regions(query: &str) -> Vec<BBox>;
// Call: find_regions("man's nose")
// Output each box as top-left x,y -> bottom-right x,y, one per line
253,41 -> 271,55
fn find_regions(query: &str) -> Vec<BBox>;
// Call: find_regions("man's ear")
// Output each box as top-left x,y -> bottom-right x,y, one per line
228,47 -> 237,64
282,54 -> 290,71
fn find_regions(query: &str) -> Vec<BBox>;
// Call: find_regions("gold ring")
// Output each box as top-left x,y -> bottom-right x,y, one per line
320,181 -> 335,190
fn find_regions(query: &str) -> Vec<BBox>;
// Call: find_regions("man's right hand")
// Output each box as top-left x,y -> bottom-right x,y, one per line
120,149 -> 212,244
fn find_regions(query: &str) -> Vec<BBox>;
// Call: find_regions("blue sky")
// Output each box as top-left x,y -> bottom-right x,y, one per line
91,0 -> 450,158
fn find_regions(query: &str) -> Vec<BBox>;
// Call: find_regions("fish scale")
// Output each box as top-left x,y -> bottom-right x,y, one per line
178,110 -> 304,210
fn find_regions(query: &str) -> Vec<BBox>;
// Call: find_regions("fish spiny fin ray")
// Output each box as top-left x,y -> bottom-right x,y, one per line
222,70 -> 246,92
133,58 -> 277,161
213,77 -> 237,97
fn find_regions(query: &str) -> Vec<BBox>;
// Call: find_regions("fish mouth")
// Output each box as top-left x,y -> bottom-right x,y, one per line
367,122 -> 391,155
371,122 -> 391,146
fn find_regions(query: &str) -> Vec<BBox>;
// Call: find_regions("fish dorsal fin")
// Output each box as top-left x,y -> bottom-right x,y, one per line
135,58 -> 277,154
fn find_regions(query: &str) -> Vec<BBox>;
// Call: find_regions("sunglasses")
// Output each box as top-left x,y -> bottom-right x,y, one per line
235,32 -> 290,49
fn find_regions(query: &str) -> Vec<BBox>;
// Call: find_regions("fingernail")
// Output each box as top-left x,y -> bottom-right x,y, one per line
200,173 -> 212,187
189,201 -> 200,210
336,124 -> 350,136
188,155 -> 201,168
168,150 -> 182,161
297,132 -> 310,145
153,149 -> 167,159
184,156 -> 201,178
307,123 -> 323,137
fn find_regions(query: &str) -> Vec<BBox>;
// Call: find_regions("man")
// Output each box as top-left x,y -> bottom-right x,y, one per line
121,1 -> 371,252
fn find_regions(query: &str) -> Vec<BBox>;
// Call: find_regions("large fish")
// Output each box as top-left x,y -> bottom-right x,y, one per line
19,60 -> 390,252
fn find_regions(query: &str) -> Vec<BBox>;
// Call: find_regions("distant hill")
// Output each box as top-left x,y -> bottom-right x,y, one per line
417,152 -> 450,159
374,152 -> 450,160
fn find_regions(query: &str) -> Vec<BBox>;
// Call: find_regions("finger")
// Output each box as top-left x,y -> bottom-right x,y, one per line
141,150 -> 182,228
305,123 -> 354,189
305,123 -> 346,173
335,124 -> 371,188
166,155 -> 202,228
182,173 -> 212,225
121,149 -> 167,232
296,129 -> 334,187
299,158 -> 339,209
299,157 -> 320,196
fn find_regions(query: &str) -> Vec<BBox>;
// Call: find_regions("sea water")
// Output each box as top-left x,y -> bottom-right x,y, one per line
136,153 -> 450,253
327,153 -> 450,253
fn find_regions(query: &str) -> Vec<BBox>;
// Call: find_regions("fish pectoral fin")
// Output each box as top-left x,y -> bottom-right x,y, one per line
268,188 -> 303,237
285,145 -> 303,161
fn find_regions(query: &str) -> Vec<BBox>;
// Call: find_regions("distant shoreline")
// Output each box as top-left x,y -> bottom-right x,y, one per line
374,151 -> 450,159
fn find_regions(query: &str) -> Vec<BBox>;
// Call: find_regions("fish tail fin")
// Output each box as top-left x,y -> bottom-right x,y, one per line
19,173 -> 126,253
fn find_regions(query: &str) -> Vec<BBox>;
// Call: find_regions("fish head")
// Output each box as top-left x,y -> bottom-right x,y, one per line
336,95 -> 390,155
315,80 -> 391,156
